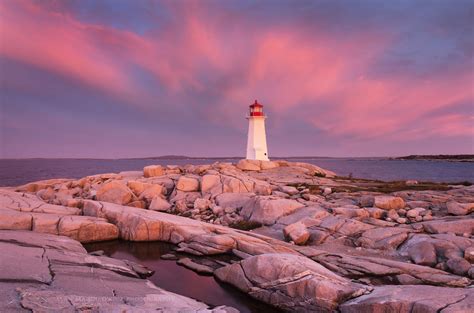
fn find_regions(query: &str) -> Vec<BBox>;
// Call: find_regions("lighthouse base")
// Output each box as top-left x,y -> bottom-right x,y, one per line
246,150 -> 269,161
246,116 -> 269,161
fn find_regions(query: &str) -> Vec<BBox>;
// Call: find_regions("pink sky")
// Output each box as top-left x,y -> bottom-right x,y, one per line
1,0 -> 473,158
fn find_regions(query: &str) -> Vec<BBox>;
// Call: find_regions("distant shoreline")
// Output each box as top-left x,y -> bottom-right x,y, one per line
393,155 -> 474,162
0,154 -> 473,161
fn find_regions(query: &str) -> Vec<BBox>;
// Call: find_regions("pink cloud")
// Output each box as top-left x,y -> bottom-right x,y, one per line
1,0 -> 472,144
0,1 -> 138,98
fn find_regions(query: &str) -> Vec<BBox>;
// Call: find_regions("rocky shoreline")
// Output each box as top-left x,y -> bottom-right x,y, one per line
1,159 -> 473,312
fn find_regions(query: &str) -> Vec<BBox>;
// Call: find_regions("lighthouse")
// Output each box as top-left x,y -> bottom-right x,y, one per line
246,100 -> 269,161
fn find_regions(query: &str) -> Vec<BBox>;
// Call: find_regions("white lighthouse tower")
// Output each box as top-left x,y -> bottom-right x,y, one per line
246,100 -> 269,161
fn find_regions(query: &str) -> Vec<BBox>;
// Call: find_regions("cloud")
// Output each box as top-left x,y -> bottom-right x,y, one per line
1,0 -> 472,157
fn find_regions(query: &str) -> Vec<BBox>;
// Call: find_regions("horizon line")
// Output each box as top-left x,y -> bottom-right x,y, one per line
1,154 -> 473,161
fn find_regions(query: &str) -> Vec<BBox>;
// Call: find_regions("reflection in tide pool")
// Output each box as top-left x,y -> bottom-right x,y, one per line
84,240 -> 278,313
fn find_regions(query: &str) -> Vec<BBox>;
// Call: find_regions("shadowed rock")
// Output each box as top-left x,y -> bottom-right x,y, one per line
215,253 -> 370,312
340,285 -> 473,313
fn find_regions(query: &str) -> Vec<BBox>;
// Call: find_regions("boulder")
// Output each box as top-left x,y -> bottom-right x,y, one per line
357,227 -> 412,250
176,176 -> 200,192
279,185 -> 299,195
283,222 -> 310,245
138,184 -> 166,202
365,207 -> 385,219
96,181 -> 134,205
277,206 -> 330,225
149,196 -> 172,211
57,216 -> 119,243
37,187 -> 55,201
387,209 -> 400,220
194,198 -> 211,211
0,209 -> 32,230
143,165 -> 164,177
253,180 -> 272,195
447,201 -> 474,216
260,160 -> 279,170
289,162 -> 336,177
215,253 -> 369,312
118,170 -> 143,179
464,246 -> 474,262
332,206 -> 369,218
241,196 -> 305,225
374,196 -> 406,210
127,180 -> 149,195
32,213 -> 61,234
359,195 -> 375,207
215,193 -> 253,210
15,178 -> 72,193
127,200 -> 146,209
236,159 -> 261,171
201,174 -> 223,195
446,257 -> 471,276
407,240 -> 437,266
143,177 -> 175,192
406,207 -> 426,218
220,174 -> 255,194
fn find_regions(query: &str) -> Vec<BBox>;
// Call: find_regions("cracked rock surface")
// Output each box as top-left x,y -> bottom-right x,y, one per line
0,230 -> 236,313
1,159 -> 473,312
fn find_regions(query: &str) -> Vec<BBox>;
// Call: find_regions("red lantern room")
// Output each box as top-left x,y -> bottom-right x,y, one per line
249,100 -> 265,117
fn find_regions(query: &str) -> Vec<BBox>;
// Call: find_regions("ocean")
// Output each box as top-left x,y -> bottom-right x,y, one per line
1,157 -> 473,187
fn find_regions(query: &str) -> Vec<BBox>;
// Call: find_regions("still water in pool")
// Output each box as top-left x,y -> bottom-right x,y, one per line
84,240 -> 279,313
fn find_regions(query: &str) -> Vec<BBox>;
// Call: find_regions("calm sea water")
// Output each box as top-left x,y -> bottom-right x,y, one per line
0,157 -> 473,187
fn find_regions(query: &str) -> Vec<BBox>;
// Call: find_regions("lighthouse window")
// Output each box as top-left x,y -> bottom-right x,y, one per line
264,153 -> 267,155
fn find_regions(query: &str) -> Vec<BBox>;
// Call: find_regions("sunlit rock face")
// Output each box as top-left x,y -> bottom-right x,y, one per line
2,160 -> 473,312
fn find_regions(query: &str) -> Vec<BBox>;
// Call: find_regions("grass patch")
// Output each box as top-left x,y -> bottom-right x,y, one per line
230,220 -> 262,231
283,177 -> 464,195
330,177 -> 454,193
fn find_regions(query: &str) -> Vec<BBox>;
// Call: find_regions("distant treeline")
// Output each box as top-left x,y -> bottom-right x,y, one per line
395,155 -> 474,160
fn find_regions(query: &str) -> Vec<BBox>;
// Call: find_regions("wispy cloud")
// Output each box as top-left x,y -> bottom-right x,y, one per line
1,0 -> 472,157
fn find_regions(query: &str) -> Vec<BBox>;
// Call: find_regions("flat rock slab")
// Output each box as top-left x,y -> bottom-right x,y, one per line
313,252 -> 470,287
215,253 -> 370,312
0,230 -> 234,312
421,217 -> 474,236
0,229 -> 86,253
0,190 -> 80,215
340,285 -> 474,313
0,242 -> 52,284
